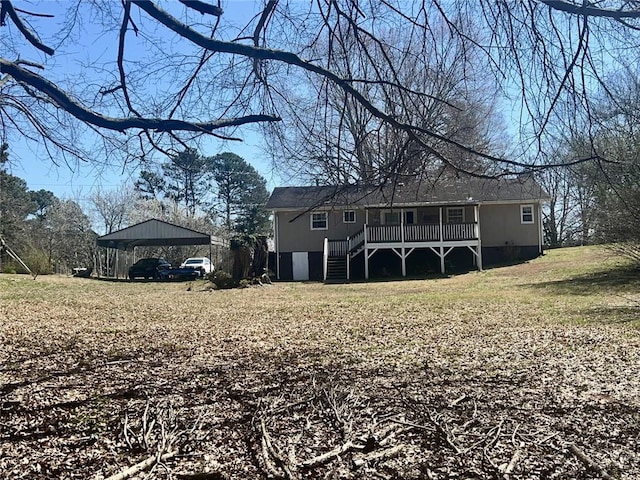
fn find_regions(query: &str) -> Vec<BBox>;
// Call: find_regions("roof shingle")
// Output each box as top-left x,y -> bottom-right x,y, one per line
266,176 -> 548,210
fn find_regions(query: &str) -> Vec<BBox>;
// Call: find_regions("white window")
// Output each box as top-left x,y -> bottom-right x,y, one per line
381,209 -> 415,225
310,212 -> 328,230
343,210 -> 356,223
447,207 -> 464,224
521,204 -> 534,224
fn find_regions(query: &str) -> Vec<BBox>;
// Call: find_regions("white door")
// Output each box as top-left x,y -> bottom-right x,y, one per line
292,252 -> 309,281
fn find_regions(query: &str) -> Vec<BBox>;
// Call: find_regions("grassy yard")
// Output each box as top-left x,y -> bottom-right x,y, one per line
0,245 -> 638,479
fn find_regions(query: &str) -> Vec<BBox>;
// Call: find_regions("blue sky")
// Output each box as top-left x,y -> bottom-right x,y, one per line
5,1 -> 280,200
11,129 -> 276,200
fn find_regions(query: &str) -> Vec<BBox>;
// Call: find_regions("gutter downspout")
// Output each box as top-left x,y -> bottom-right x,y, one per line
538,202 -> 543,255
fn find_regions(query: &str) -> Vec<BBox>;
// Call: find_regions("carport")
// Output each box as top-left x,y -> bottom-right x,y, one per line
96,218 -> 225,278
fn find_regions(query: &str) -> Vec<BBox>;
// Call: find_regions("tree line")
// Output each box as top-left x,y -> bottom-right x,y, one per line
2,1 -> 640,261
0,146 -> 270,274
538,70 -> 640,261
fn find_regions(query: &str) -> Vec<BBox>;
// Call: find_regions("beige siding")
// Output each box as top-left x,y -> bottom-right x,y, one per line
276,203 -> 540,252
276,209 -> 366,252
480,203 -> 539,247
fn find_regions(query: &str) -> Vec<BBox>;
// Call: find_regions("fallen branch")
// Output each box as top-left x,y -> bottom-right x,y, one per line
427,412 -> 463,454
499,448 -> 521,477
301,440 -> 365,469
260,418 -> 298,479
260,426 -> 281,478
352,445 -> 404,468
105,450 -> 178,480
568,444 -> 619,480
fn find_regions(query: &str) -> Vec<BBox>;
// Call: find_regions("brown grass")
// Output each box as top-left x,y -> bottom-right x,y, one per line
0,245 -> 638,479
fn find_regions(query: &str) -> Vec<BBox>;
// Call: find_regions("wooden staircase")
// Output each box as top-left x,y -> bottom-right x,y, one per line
324,256 -> 348,283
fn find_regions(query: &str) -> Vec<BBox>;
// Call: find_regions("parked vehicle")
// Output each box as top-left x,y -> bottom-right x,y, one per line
179,257 -> 213,276
162,267 -> 201,281
128,258 -> 171,280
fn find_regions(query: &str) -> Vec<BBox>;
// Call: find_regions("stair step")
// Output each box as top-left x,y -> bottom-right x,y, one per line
326,256 -> 348,283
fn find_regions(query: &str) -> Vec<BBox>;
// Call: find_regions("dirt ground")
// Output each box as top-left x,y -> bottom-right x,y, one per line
0,246 -> 639,479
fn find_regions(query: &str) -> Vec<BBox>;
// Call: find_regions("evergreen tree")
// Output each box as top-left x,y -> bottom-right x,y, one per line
134,149 -> 212,217
209,153 -> 270,235
161,148 -> 211,217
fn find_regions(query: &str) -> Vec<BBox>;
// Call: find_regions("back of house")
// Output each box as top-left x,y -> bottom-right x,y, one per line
265,177 -> 548,282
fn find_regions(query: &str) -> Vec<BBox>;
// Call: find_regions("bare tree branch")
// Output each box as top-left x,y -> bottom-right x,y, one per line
0,0 -> 55,55
540,0 -> 640,19
178,0 -> 223,18
0,58 -> 281,134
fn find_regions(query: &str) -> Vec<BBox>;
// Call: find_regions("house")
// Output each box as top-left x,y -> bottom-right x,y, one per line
265,176 -> 548,282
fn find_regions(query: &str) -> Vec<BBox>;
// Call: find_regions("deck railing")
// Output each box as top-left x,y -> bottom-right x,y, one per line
443,223 -> 477,241
349,229 -> 366,252
405,224 -> 440,241
368,225 -> 402,243
366,222 -> 477,243
327,239 -> 349,257
326,223 -> 478,261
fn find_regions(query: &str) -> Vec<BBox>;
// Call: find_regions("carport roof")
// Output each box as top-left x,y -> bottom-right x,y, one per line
96,219 -> 212,250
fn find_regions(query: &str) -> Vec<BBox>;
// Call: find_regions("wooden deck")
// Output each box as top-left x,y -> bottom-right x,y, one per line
323,223 -> 482,281
327,223 -> 478,256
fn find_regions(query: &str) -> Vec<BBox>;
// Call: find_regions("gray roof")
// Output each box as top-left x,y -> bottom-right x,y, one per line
266,176 -> 549,210
96,219 -> 212,250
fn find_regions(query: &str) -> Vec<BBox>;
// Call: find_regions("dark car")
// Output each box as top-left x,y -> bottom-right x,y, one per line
128,258 -> 171,280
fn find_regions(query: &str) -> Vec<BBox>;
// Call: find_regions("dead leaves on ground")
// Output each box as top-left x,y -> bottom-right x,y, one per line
1,253 -> 639,478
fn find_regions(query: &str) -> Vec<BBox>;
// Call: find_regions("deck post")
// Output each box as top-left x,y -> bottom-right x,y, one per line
401,210 -> 406,276
323,237 -> 328,281
439,207 -> 445,274
364,225 -> 369,280
275,214 -> 280,280
346,235 -> 351,281
476,204 -> 483,271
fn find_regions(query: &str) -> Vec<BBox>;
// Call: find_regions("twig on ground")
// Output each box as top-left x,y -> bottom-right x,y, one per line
260,426 -> 281,478
536,431 -> 560,445
352,445 -> 405,468
500,448 -> 521,476
260,418 -> 298,479
459,399 -> 479,432
104,450 -> 178,480
427,411 -> 463,454
301,440 -> 365,469
569,444 -> 619,480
